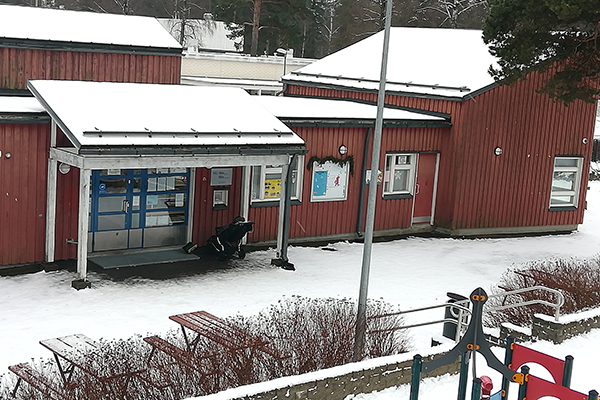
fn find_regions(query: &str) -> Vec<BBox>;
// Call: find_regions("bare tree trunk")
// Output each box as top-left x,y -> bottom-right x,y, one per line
179,0 -> 188,45
251,0 -> 261,55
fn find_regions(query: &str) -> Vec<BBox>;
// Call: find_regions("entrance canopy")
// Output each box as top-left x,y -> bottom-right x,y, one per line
28,80 -> 306,285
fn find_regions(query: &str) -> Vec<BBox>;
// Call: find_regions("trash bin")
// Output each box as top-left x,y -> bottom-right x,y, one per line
442,292 -> 469,340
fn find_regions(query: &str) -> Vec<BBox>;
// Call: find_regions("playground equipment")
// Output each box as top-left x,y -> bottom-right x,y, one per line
409,287 -> 598,400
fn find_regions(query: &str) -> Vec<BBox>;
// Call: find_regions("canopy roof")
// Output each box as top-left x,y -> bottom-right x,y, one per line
28,80 -> 305,153
254,95 -> 448,124
284,27 -> 500,100
0,4 -> 180,52
0,96 -> 45,114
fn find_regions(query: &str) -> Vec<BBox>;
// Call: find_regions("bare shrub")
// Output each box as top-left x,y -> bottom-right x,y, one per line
3,297 -> 409,400
231,296 -> 409,376
485,255 -> 600,328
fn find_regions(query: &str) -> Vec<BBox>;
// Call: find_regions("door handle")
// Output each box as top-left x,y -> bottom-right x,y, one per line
122,200 -> 130,212
415,183 -> 420,195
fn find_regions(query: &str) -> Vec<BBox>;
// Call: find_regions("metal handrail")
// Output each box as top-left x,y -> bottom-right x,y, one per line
486,285 -> 565,321
367,285 -> 565,342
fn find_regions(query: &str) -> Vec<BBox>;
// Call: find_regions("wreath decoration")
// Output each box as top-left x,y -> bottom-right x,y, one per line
306,155 -> 355,176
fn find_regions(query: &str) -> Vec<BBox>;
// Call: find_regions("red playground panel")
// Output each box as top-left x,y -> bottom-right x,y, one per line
510,343 -> 565,383
527,375 -> 588,400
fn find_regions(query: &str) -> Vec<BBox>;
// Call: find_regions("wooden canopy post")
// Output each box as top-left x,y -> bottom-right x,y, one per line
73,167 -> 91,290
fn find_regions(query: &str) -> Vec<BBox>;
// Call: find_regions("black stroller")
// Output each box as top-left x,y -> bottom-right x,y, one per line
207,216 -> 255,260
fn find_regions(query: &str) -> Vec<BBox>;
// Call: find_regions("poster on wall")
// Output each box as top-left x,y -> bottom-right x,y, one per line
311,161 -> 348,202
264,179 -> 281,199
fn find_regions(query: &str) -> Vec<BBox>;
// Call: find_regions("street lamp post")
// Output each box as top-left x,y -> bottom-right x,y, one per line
352,0 -> 393,362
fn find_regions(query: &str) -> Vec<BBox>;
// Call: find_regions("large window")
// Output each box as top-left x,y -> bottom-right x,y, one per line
550,156 -> 583,209
383,153 -> 416,198
251,157 -> 303,204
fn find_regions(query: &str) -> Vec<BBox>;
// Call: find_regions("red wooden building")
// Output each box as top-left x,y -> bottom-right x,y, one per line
271,27 -> 597,239
1,10 -> 597,280
0,4 -> 181,267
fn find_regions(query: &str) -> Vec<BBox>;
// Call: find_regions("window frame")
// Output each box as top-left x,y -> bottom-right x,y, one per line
549,156 -> 584,210
383,153 -> 416,199
250,156 -> 304,206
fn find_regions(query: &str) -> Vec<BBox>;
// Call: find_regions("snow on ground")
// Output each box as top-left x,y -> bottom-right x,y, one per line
1,182 -> 600,398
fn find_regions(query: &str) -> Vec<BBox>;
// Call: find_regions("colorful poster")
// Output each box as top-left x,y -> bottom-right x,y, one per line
313,170 -> 327,196
264,179 -> 281,199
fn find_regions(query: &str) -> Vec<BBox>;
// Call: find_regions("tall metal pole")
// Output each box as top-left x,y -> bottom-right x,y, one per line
352,0 -> 393,362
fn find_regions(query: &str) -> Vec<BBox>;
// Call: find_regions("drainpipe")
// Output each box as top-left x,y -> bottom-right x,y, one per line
355,127 -> 373,237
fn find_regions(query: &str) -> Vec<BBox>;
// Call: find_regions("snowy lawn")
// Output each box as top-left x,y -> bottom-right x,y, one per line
1,182 -> 599,398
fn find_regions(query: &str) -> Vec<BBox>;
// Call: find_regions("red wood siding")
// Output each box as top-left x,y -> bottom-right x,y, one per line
450,70 -> 595,230
0,124 -> 49,265
248,127 -> 367,242
0,48 -> 181,89
54,167 -> 80,261
287,71 -> 596,233
191,167 -> 244,246
244,125 -> 450,243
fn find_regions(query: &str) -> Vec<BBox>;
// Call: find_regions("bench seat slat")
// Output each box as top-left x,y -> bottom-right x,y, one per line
9,363 -> 69,400
170,311 -> 289,359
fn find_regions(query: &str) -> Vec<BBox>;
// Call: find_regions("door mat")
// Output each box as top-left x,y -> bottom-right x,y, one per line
89,249 -> 199,269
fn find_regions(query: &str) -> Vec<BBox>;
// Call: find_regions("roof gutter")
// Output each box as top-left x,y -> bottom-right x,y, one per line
0,38 -> 182,56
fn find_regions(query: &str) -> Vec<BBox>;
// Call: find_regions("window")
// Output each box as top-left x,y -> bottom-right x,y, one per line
383,153 -> 416,198
550,156 -> 583,209
251,156 -> 303,204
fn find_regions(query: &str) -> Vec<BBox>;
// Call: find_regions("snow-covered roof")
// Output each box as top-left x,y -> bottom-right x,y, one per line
284,27 -> 499,99
0,96 -> 45,114
254,96 -> 446,122
0,4 -> 181,51
27,80 -> 304,149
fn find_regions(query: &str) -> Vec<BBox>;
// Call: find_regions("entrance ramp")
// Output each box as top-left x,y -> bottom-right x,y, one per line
89,249 -> 199,269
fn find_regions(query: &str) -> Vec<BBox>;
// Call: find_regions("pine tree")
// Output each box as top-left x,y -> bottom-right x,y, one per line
482,0 -> 600,104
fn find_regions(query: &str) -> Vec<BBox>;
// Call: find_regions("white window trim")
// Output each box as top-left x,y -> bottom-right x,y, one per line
549,156 -> 583,209
251,156 -> 304,204
383,153 -> 416,196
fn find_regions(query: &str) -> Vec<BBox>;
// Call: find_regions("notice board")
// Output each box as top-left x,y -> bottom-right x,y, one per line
311,161 -> 348,202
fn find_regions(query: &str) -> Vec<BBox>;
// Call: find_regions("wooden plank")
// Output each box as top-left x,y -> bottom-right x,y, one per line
9,363 -> 69,400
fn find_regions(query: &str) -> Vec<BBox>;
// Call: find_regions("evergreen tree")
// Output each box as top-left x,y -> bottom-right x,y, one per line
482,0 -> 600,103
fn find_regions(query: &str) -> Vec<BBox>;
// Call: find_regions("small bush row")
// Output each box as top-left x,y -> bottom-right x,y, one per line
0,296 -> 409,400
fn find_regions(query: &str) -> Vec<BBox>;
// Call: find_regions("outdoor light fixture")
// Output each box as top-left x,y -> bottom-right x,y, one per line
339,145 -> 348,155
5,152 -> 11,159
59,163 -> 71,174
494,147 -> 503,156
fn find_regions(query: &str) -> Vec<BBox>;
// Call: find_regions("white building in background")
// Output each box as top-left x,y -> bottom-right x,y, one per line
181,52 -> 314,95
157,17 -> 315,95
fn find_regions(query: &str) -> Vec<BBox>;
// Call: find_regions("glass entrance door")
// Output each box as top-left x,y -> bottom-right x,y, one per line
90,168 -> 190,252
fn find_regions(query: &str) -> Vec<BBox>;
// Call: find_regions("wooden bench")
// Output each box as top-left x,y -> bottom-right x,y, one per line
9,363 -> 70,400
143,335 -> 214,373
169,311 -> 289,360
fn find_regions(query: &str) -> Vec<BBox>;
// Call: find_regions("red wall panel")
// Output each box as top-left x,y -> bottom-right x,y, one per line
0,48 -> 181,89
191,167 -> 244,246
243,124 -> 450,243
450,70 -> 594,231
287,72 -> 596,234
0,124 -> 49,265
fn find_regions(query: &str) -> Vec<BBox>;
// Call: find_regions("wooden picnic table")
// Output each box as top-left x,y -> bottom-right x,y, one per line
39,333 -> 98,385
169,310 -> 288,359
40,334 -> 144,395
